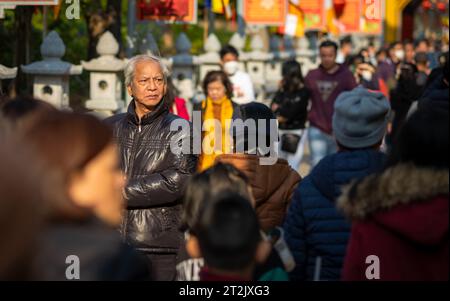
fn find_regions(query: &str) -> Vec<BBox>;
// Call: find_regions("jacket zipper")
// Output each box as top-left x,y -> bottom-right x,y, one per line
127,120 -> 142,179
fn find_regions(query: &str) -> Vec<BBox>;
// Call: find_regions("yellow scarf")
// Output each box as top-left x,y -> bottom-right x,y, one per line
198,96 -> 234,171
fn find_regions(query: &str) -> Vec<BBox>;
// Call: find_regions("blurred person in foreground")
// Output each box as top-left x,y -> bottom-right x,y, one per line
217,102 -> 301,231
0,138 -> 45,280
338,101 -> 448,281
284,87 -> 390,281
19,111 -> 150,280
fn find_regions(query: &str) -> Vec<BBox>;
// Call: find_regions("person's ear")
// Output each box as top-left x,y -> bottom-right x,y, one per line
127,84 -> 133,97
186,235 -> 202,258
255,240 -> 272,264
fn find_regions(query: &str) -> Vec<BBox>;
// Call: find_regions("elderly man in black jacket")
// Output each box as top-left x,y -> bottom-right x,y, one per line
107,54 -> 198,280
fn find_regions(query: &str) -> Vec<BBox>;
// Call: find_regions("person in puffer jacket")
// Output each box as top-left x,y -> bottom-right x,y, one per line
106,54 -> 198,280
283,86 -> 390,281
338,101 -> 448,281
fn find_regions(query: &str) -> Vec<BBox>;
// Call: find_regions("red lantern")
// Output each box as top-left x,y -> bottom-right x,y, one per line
333,0 -> 346,18
422,0 -> 432,10
437,1 -> 447,12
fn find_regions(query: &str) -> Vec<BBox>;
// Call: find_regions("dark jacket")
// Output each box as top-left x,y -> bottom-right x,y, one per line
338,164 -> 449,281
271,88 -> 310,130
283,150 -> 385,281
106,100 -> 198,254
34,218 -> 150,281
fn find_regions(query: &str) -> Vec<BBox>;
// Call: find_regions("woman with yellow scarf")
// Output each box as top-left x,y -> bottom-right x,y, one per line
193,70 -> 240,171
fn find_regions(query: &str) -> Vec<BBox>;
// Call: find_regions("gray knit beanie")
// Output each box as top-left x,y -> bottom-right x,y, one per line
332,86 -> 391,148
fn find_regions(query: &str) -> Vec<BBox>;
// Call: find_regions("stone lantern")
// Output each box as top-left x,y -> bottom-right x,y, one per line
0,64 -> 17,95
21,31 -> 82,109
81,31 -> 127,115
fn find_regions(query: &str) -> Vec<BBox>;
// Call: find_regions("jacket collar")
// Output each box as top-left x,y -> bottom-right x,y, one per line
126,97 -> 168,126
337,163 -> 449,220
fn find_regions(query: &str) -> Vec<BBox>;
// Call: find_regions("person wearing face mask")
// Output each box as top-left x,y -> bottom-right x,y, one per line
351,56 -> 388,98
220,45 -> 255,105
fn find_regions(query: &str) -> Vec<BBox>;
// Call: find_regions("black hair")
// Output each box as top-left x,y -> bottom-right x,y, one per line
1,96 -> 55,121
195,192 -> 261,272
319,40 -> 338,53
234,102 -> 277,155
386,101 -> 449,169
202,70 -> 233,99
220,45 -> 239,60
414,52 -> 428,65
340,36 -> 352,47
415,38 -> 430,48
281,60 -> 304,92
181,163 -> 250,232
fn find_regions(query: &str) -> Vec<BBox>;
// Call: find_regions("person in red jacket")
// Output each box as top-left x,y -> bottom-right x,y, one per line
167,77 -> 190,120
337,101 -> 448,281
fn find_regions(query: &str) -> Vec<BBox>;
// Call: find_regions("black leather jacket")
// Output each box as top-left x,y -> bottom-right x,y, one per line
106,100 -> 198,254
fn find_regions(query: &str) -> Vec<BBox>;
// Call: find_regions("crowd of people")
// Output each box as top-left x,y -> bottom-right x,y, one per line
0,36 -> 448,281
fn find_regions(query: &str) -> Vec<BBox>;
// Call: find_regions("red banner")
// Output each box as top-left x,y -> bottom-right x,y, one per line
0,0 -> 58,4
337,0 -> 361,33
299,0 -> 325,30
242,0 -> 288,25
137,0 -> 197,24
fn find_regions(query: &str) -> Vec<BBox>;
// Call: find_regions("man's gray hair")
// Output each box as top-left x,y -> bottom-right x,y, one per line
124,54 -> 170,87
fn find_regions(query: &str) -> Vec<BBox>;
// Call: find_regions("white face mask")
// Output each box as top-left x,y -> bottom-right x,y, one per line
361,70 -> 373,82
395,50 -> 405,61
223,61 -> 239,75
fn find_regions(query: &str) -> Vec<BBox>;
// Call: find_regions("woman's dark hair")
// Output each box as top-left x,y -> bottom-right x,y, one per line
20,111 -> 114,222
181,163 -> 250,232
202,70 -> 233,100
281,60 -> 304,92
0,140 -> 45,280
1,96 -> 56,126
386,101 -> 449,169
234,102 -> 277,154
164,76 -> 180,109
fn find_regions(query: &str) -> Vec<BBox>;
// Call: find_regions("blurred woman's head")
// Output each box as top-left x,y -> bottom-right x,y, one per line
202,70 -> 233,102
20,111 -> 125,227
0,96 -> 56,134
281,60 -> 304,92
386,101 -> 448,170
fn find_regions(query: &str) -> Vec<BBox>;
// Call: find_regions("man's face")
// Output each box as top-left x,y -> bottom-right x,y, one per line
342,43 -> 352,55
221,53 -> 238,64
127,60 -> 167,110
320,46 -> 337,70
405,43 -> 415,62
416,41 -> 428,53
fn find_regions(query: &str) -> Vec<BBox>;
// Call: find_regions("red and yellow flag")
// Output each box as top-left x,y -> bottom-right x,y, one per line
212,0 -> 232,19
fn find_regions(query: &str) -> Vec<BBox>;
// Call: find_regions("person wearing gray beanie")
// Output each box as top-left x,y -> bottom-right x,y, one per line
332,86 -> 391,149
284,86 -> 388,281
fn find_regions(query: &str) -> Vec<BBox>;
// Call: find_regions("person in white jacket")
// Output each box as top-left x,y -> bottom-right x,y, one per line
220,45 -> 255,105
